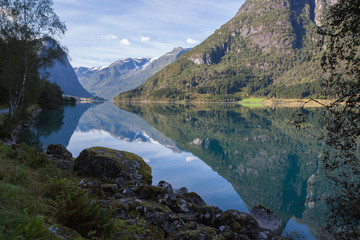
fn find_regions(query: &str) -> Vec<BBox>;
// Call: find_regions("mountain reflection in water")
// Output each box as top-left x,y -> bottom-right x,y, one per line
19,101 -> 335,239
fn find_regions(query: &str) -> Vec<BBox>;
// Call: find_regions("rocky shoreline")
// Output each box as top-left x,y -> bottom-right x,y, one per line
46,144 -> 284,239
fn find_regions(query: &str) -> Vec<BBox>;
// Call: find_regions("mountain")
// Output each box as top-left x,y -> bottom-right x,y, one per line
75,47 -> 190,100
115,0 -> 338,102
42,55 -> 93,98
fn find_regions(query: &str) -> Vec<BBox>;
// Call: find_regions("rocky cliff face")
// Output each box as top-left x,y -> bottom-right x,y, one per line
42,55 -> 93,98
75,47 -> 190,100
116,0 -> 339,102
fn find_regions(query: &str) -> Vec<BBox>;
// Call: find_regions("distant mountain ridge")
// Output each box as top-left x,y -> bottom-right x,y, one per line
75,47 -> 190,100
115,0 -> 338,102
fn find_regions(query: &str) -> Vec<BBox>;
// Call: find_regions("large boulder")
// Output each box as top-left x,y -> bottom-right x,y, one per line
73,147 -> 152,184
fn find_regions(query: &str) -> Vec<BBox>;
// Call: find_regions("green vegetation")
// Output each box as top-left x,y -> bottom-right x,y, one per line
115,0 -> 327,102
116,103 -> 326,228
0,0 -> 67,118
0,143 -> 115,239
238,98 -> 264,103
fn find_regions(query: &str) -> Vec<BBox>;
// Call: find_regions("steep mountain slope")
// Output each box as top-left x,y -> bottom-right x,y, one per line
115,0 -> 338,102
42,55 -> 93,98
75,47 -> 190,100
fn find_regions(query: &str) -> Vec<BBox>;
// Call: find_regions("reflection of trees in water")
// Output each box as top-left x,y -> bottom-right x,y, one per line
318,109 -> 360,239
117,103 -> 325,233
18,108 -> 65,150
312,0 -> 360,238
36,109 -> 65,137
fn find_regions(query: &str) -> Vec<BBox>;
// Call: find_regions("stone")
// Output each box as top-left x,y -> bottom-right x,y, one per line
158,180 -> 174,193
135,185 -> 170,200
101,183 -> 118,193
48,225 -> 82,240
197,205 -> 223,226
73,147 -> 152,184
250,205 -> 283,236
46,144 -> 73,161
183,192 -> 206,208
215,210 -> 260,239
46,144 -> 74,170
174,187 -> 188,196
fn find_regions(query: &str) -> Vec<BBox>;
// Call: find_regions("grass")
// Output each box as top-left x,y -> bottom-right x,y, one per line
0,143 -> 115,239
237,98 -> 265,108
238,98 -> 265,103
238,103 -> 265,108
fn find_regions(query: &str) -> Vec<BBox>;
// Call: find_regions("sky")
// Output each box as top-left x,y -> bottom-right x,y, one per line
53,0 -> 245,68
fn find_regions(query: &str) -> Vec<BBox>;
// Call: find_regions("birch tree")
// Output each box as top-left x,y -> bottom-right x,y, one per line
0,0 -> 66,118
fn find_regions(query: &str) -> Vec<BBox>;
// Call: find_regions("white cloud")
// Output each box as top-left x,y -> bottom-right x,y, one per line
101,34 -> 118,40
186,156 -> 199,162
140,36 -> 150,42
120,38 -> 130,46
186,38 -> 200,45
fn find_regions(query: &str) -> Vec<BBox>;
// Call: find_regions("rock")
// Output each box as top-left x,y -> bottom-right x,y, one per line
183,192 -> 206,208
197,205 -> 223,226
135,185 -> 170,200
171,198 -> 193,213
215,210 -> 260,239
48,225 -> 82,240
144,211 -> 186,234
101,183 -> 118,193
46,144 -> 73,170
46,144 -> 73,160
168,228 -> 215,240
158,180 -> 174,193
73,147 -> 152,184
174,186 -> 188,196
250,205 -> 283,236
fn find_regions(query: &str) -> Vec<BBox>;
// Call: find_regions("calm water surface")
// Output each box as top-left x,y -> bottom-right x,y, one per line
20,101 -> 332,239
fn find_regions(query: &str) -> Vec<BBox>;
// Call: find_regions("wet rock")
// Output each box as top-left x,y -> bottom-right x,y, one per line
73,147 -> 152,184
250,205 -> 283,236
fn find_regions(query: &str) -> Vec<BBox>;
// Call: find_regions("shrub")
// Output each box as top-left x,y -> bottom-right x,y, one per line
47,178 -> 114,238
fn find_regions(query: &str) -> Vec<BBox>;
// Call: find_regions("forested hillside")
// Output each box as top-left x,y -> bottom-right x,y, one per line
115,0 -> 338,102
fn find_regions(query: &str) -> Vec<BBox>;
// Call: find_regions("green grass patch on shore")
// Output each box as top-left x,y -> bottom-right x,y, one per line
238,98 -> 265,108
238,98 -> 264,103
238,102 -> 265,108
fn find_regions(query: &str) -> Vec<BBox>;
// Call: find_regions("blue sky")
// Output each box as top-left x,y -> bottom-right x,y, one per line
53,0 -> 245,67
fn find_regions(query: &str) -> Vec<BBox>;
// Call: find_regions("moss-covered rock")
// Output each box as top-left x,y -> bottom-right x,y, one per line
215,210 -> 260,239
73,147 -> 152,184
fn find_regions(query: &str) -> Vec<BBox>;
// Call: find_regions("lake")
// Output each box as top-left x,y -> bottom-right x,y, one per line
19,101 -> 333,239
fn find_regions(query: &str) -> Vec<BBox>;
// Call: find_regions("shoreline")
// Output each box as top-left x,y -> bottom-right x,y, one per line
113,98 -> 335,108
